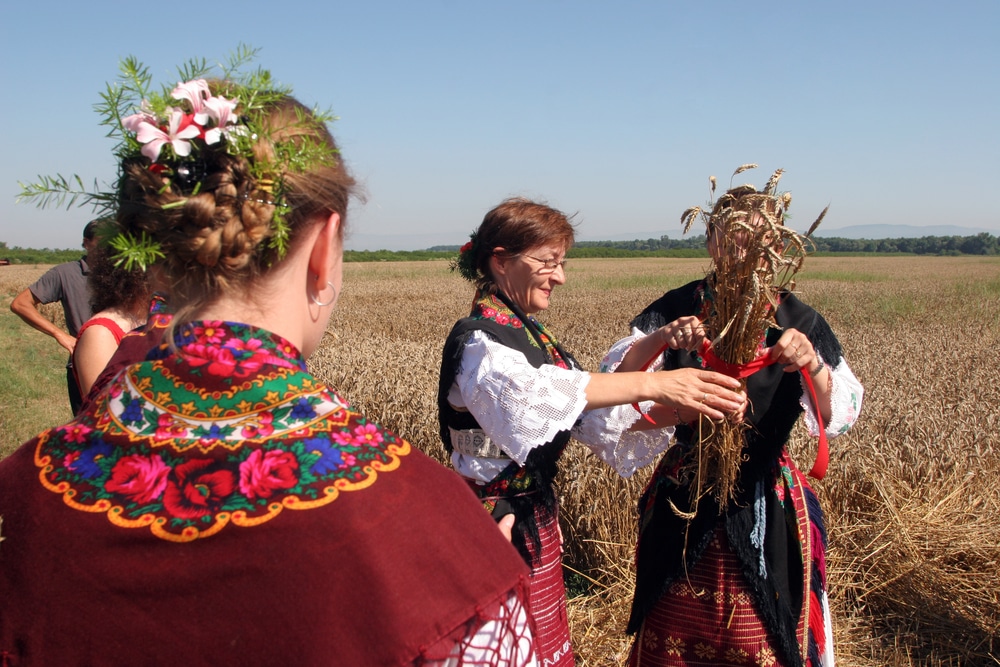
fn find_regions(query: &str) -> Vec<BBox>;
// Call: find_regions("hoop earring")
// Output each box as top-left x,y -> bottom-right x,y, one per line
310,281 -> 338,307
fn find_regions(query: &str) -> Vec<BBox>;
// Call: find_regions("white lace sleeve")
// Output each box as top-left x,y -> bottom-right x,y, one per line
800,354 -> 865,438
597,327 -> 665,373
572,328 -> 674,479
449,331 -> 590,466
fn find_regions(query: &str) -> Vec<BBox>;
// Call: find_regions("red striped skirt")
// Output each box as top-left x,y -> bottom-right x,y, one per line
628,527 -> 786,667
524,505 -> 574,667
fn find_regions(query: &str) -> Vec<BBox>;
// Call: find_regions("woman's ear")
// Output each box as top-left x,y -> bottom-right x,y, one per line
488,246 -> 507,277
307,212 -> 342,287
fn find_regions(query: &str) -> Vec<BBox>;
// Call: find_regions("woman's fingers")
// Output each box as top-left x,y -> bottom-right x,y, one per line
684,371 -> 746,420
650,368 -> 747,423
666,316 -> 706,350
497,514 -> 515,542
770,328 -> 815,372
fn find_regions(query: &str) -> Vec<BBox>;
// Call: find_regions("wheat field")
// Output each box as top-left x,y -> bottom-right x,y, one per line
2,256 -> 999,665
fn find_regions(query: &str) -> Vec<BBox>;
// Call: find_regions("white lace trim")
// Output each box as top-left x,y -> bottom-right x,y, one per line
448,331 -> 590,481
799,354 -> 865,438
448,330 -> 675,482
578,329 -> 674,478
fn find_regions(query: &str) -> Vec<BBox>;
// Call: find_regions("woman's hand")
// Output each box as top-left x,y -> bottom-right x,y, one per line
615,316 -> 706,373
648,367 -> 746,422
769,328 -> 833,423
769,328 -> 820,374
656,316 -> 707,352
497,514 -> 515,542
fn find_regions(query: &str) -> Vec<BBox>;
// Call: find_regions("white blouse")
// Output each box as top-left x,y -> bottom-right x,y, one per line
601,328 -> 866,473
448,326 -> 863,483
447,331 -> 673,482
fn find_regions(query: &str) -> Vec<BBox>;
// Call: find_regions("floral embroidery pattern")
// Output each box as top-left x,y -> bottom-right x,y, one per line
471,292 -> 571,368
34,322 -> 410,541
472,293 -> 526,332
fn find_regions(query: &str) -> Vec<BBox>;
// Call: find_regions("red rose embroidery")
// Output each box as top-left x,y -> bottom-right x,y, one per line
162,459 -> 236,519
182,344 -> 239,378
155,413 -> 188,440
105,454 -> 170,504
240,412 -> 275,439
238,449 -> 299,501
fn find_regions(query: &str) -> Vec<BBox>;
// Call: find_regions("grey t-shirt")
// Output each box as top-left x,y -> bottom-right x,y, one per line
28,258 -> 92,337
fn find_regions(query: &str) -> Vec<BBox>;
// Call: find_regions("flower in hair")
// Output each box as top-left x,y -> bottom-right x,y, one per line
123,79 -> 240,163
450,233 -> 481,283
172,79 -> 211,115
200,95 -> 239,144
16,46 -> 344,270
130,108 -> 201,162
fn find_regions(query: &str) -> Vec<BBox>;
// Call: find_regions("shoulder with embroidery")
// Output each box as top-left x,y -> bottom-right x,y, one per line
34,382 -> 412,541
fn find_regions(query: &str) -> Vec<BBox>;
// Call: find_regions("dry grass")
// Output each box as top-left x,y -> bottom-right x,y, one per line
3,256 -> 999,665
0,263 -> 74,333
680,168 -> 819,509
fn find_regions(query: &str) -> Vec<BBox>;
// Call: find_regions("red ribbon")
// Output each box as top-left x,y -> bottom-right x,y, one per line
632,339 -> 829,479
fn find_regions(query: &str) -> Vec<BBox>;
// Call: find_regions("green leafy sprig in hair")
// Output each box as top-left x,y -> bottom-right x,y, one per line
449,232 -> 481,283
17,44 -> 341,270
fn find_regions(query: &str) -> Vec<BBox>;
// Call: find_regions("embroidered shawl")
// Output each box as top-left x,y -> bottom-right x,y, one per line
0,321 -> 529,665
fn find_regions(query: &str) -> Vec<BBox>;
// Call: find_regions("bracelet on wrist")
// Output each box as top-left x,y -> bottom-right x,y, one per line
810,358 -> 825,378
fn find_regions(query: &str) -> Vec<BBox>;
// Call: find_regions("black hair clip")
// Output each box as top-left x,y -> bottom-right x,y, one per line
171,159 -> 209,194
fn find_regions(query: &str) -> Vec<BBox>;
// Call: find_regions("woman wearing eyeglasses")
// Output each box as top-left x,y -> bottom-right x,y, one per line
437,198 -> 747,666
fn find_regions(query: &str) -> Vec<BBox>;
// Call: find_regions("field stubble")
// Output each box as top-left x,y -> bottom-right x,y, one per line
3,256 -> 999,665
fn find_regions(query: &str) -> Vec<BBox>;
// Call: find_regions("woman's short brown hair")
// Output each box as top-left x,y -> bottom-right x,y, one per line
471,198 -> 575,291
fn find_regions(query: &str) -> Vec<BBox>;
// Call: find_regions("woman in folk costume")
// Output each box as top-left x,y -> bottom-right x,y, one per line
607,168 -> 864,666
3,54 -> 538,666
438,198 -> 748,666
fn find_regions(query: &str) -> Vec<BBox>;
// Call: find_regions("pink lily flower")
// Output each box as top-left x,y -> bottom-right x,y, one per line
201,95 -> 239,145
122,111 -> 157,133
134,108 -> 202,162
171,79 -> 211,114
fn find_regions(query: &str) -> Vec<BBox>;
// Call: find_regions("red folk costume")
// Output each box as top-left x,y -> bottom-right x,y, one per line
622,281 -> 863,667
439,292 -> 577,667
0,321 -> 535,666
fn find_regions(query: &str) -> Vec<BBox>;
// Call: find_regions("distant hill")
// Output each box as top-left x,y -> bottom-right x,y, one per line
811,224 -> 994,239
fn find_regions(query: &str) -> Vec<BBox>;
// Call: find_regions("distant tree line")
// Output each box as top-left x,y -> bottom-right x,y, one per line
810,232 -> 998,255
1,233 -> 997,266
0,242 -> 82,264
439,232 -> 998,257
569,233 -> 999,256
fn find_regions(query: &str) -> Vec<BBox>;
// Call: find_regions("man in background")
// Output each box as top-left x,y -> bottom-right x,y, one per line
10,220 -> 99,414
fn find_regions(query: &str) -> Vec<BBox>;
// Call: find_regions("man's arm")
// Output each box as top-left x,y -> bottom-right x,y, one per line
10,288 -> 77,353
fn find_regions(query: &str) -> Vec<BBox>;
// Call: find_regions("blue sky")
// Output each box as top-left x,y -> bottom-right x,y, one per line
2,1 -> 997,250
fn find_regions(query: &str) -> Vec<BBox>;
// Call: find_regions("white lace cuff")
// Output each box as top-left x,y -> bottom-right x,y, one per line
575,328 -> 673,478
598,328 -> 665,373
799,354 -> 865,438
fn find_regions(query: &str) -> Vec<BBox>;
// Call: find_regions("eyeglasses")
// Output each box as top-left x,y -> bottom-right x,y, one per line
521,254 -> 568,273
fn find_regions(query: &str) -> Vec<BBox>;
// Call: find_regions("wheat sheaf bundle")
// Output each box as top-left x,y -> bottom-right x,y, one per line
680,165 -> 828,510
